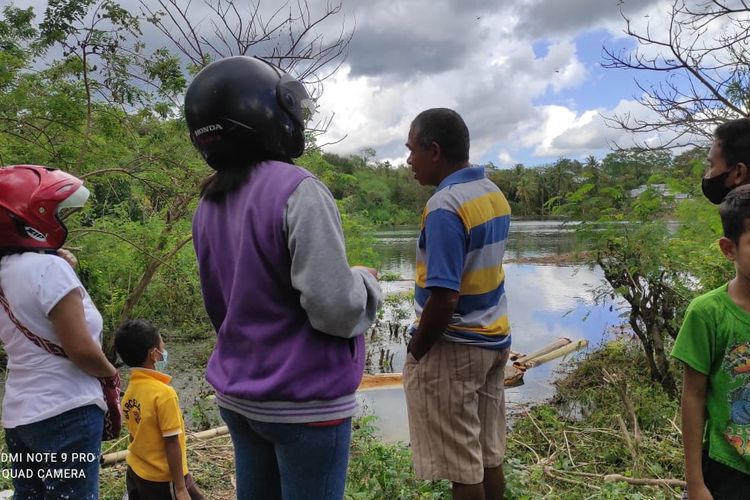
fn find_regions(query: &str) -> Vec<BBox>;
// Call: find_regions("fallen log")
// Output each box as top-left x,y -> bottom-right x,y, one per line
359,362 -> 527,391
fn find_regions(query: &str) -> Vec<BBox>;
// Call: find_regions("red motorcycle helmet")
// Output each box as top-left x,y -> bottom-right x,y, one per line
0,165 -> 89,252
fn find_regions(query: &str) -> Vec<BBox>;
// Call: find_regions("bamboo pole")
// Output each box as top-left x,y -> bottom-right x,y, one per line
101,427 -> 230,465
357,339 -> 588,391
359,364 -> 527,391
513,338 -> 571,363
522,339 -> 588,367
357,373 -> 403,390
101,450 -> 128,466
191,426 -> 229,440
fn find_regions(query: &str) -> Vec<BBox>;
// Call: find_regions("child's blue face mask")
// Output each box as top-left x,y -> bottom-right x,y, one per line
155,349 -> 169,372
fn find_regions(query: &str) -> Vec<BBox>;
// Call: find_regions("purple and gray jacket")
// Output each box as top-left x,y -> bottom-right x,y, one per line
192,161 -> 382,423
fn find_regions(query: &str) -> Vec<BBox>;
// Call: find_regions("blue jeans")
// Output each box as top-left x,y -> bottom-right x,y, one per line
219,407 -> 352,500
5,404 -> 104,500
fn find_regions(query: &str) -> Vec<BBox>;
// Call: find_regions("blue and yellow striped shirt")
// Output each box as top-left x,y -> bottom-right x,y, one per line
414,166 -> 511,350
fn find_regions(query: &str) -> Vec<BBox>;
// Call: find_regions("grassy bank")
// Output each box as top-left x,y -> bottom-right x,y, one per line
0,337 -> 686,499
504,339 -> 685,499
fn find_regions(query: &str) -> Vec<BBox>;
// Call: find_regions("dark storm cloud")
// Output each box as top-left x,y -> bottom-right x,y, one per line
348,31 -> 471,77
515,0 -> 662,38
343,0 -> 499,78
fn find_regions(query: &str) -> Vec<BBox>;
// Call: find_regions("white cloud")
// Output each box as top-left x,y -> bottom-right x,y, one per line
544,97 -> 713,157
316,0 -> 717,163
318,33 -> 592,162
498,150 -> 515,167
530,106 -> 604,157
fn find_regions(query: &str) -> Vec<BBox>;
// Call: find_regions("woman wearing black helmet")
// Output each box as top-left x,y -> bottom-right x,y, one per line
0,165 -> 118,499
186,57 -> 382,500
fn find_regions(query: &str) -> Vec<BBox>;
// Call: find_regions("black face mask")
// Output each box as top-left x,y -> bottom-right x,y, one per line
702,169 -> 735,204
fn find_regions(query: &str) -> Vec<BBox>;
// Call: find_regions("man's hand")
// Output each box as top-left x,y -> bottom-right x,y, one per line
407,337 -> 427,362
352,265 -> 378,280
407,287 -> 459,362
174,487 -> 190,500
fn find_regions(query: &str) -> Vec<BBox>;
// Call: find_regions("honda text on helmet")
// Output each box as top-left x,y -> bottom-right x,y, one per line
184,56 -> 315,170
0,165 -> 90,252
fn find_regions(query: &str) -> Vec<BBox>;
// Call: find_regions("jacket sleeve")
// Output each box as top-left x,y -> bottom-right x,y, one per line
284,177 -> 383,338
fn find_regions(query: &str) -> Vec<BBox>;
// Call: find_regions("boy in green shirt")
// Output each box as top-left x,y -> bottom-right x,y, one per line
672,185 -> 750,499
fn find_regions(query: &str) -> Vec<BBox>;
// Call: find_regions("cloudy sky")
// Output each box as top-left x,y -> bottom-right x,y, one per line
20,0 -> 703,167
315,0 -> 677,167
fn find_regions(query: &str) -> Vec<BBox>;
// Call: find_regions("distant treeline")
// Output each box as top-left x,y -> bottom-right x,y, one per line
305,146 -> 707,225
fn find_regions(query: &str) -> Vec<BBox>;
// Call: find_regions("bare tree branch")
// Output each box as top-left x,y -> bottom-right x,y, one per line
603,0 -> 750,150
142,0 -> 352,80
142,0 -> 352,145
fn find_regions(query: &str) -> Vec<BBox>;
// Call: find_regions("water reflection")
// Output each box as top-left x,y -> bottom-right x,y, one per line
372,220 -> 580,278
361,222 -> 627,443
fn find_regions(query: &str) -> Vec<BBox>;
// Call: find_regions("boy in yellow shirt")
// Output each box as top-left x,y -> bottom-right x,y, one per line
115,319 -> 204,500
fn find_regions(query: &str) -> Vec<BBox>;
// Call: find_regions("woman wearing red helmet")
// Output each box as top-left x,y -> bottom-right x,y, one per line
0,165 -> 117,499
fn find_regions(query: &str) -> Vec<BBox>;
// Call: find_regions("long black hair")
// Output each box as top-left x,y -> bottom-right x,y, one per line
199,153 -> 293,203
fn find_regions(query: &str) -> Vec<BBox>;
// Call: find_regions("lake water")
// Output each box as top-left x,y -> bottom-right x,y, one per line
359,221 -> 627,443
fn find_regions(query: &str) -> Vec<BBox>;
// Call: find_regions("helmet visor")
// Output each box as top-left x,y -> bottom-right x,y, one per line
57,185 -> 90,220
278,74 -> 315,124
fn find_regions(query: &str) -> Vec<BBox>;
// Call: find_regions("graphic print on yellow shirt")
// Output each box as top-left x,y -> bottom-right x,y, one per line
123,397 -> 141,424
121,368 -> 188,482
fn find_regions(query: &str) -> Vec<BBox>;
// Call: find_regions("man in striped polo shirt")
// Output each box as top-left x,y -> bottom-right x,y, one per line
403,108 -> 511,500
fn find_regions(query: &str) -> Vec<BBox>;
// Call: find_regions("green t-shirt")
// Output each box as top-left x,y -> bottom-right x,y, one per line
672,283 -> 750,475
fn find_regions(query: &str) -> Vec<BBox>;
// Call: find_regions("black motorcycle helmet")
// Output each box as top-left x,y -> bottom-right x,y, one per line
184,56 -> 314,170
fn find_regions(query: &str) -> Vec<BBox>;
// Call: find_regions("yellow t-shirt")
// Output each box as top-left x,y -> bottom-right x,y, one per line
121,368 -> 188,482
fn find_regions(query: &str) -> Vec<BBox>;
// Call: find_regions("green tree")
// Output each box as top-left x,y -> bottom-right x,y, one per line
515,170 -> 538,215
601,149 -> 671,190
582,155 -> 605,189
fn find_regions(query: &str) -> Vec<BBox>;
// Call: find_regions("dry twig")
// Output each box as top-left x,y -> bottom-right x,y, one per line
603,473 -> 686,487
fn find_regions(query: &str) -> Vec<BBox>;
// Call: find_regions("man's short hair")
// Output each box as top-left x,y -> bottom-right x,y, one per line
115,319 -> 160,367
411,108 -> 470,163
714,118 -> 750,168
720,184 -> 750,243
